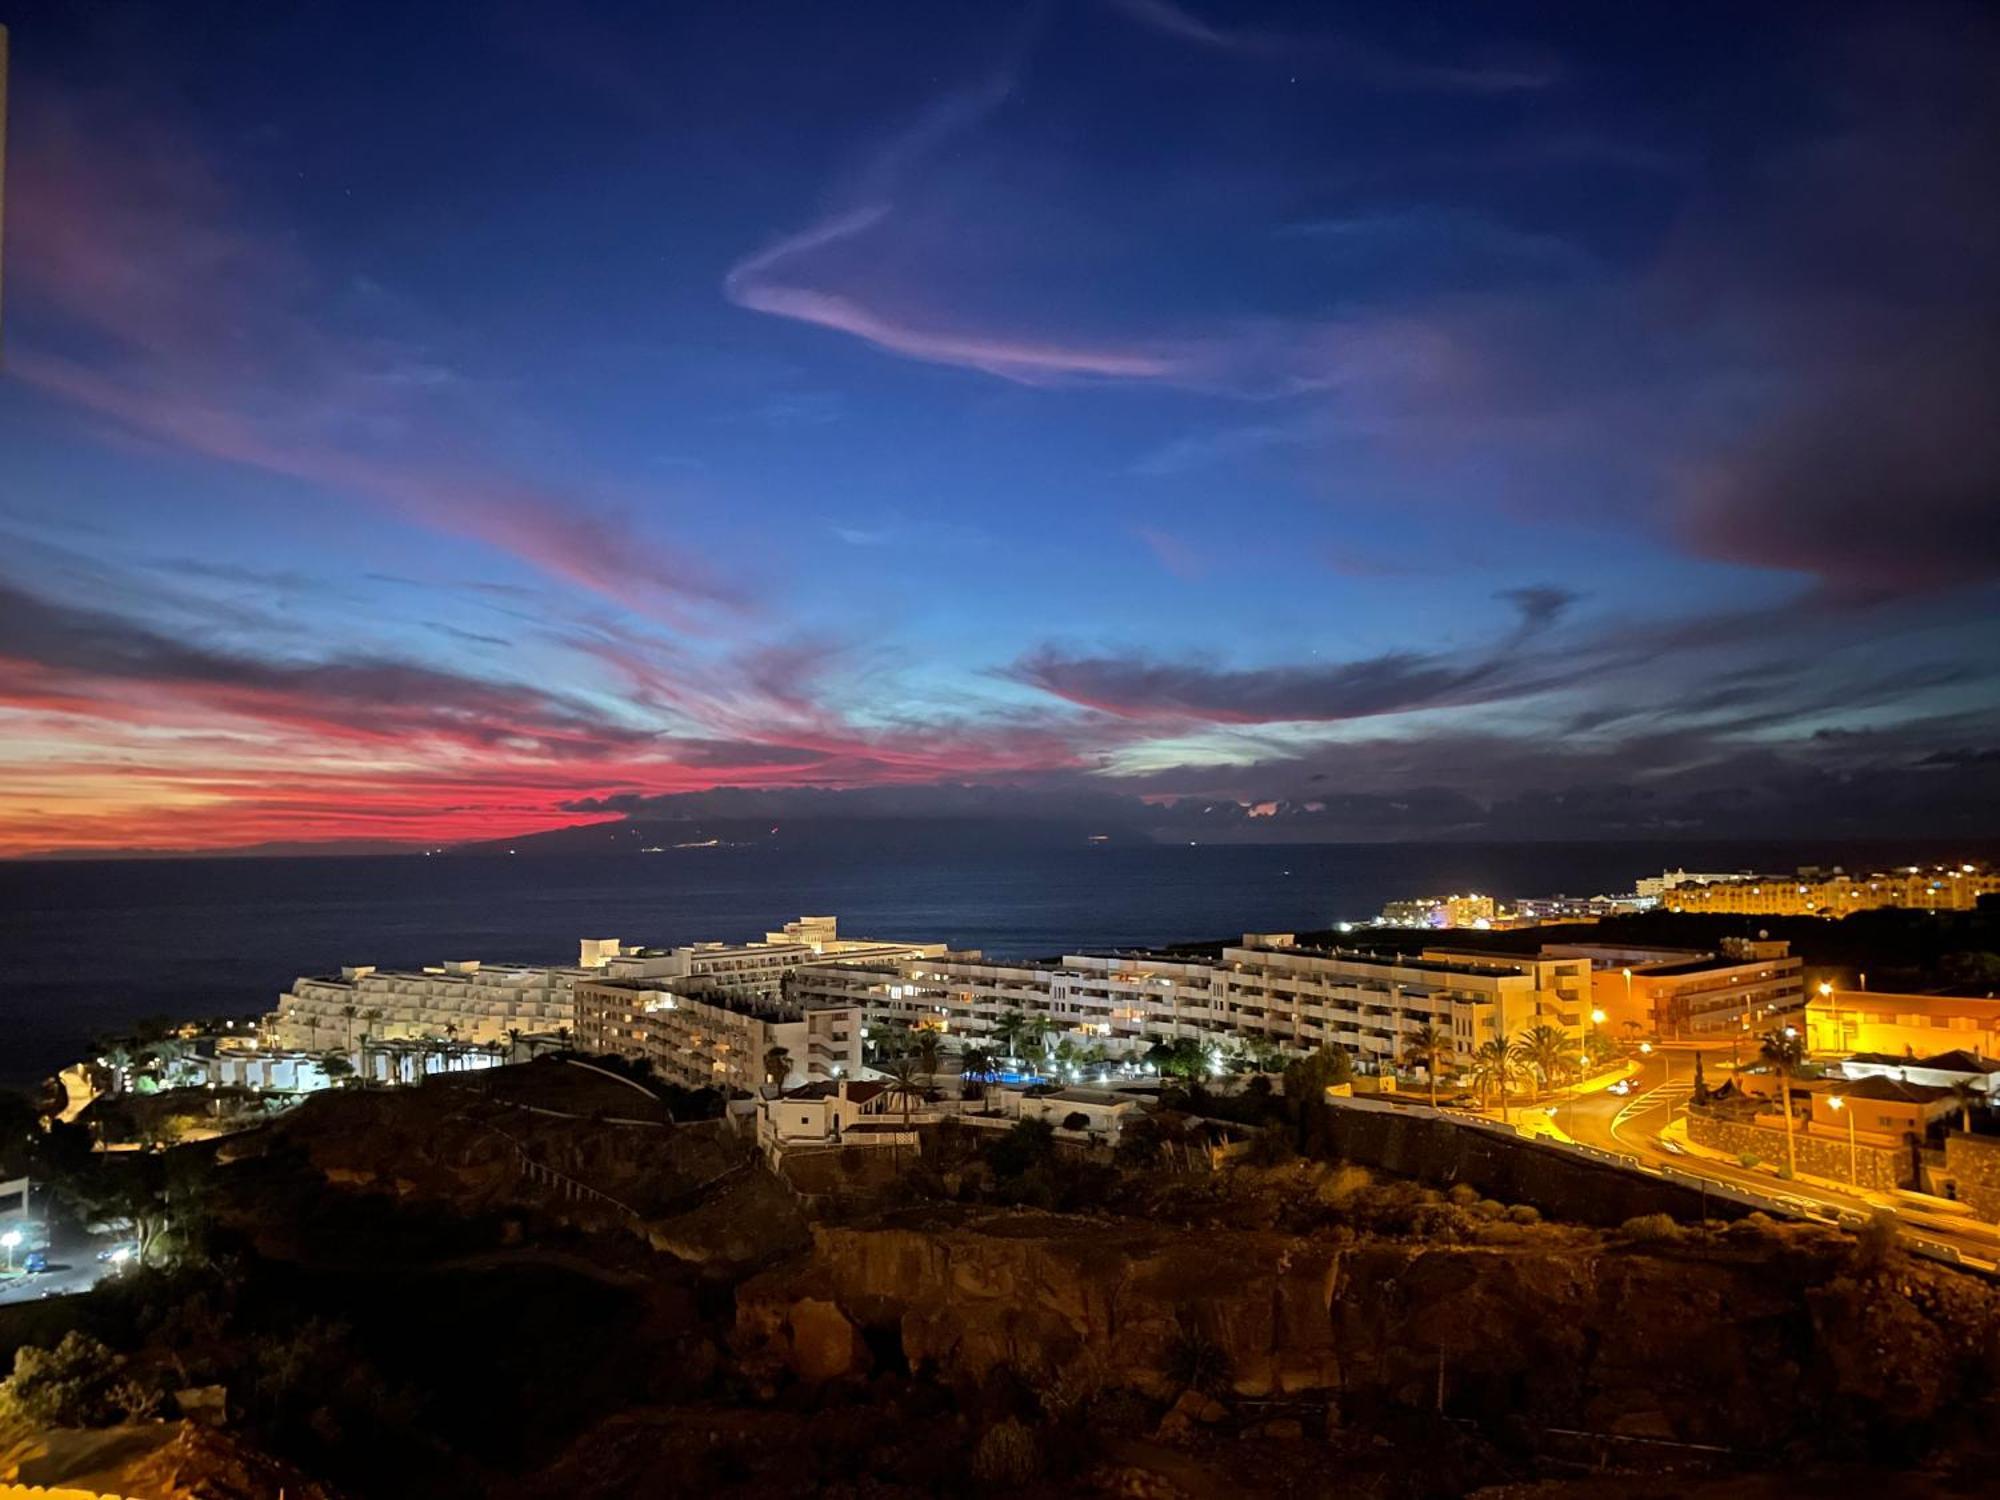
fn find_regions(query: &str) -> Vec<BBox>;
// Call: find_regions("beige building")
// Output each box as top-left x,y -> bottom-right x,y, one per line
1548,937 -> 1804,1039
1378,893 -> 1498,929
270,959 -> 595,1052
787,934 -> 1591,1070
1663,863 -> 1999,918
1807,989 -> 2000,1059
270,918 -> 935,1062
574,976 -> 864,1092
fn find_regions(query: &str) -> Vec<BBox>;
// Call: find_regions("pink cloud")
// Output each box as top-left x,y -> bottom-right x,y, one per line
725,208 -> 1184,385
10,95 -> 738,625
1134,525 -> 1206,580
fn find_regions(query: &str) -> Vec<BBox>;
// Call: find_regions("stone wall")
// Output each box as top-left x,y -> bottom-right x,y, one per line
1944,1132 -> 2000,1223
1317,1104 -> 1751,1226
1686,1113 -> 1905,1191
734,1205 -> 2000,1455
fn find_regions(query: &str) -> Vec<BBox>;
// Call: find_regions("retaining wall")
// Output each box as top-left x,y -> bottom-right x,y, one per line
1319,1100 -> 1754,1226
1686,1113 -> 1906,1191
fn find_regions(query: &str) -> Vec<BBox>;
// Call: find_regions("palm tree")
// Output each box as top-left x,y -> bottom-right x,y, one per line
763,1045 -> 792,1087
913,1027 -> 942,1082
993,1011 -> 1028,1063
1472,1038 -> 1516,1121
1758,1027 -> 1806,1176
1020,1015 -> 1053,1063
1950,1079 -> 1981,1133
878,1052 -> 926,1127
1401,1024 -> 1452,1106
866,1020 -> 912,1066
341,1004 -> 359,1052
1514,1025 -> 1572,1095
960,1047 -> 994,1101
360,1009 -> 384,1086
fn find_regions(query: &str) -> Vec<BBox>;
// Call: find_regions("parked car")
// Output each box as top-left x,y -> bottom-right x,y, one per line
1608,1079 -> 1633,1096
20,1251 -> 48,1275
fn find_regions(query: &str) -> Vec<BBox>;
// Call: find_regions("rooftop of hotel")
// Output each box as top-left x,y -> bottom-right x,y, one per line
1845,1049 -> 2000,1076
1638,953 -> 1796,977
1825,1075 -> 1959,1105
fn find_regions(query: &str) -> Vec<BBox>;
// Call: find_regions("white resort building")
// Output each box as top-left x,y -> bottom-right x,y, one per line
268,915 -> 1594,1095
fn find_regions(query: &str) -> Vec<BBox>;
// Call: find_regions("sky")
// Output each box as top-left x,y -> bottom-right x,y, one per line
0,0 -> 1996,856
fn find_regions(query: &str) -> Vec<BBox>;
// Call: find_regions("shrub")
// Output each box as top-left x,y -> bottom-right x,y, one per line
986,1119 -> 1058,1180
1314,1164 -> 1372,1206
1737,1152 -> 1760,1168
1062,1112 -> 1091,1132
1775,1165 -> 1795,1181
1476,1199 -> 1507,1219
1506,1204 -> 1541,1225
1852,1211 -> 1899,1268
0,1332 -> 157,1428
1620,1213 -> 1681,1242
1447,1183 -> 1479,1207
1240,1123 -> 1296,1167
1162,1316 -> 1233,1397
971,1418 -> 1044,1483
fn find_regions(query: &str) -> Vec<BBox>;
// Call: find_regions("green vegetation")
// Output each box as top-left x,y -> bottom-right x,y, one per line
1758,1026 -> 1807,1176
1399,1023 -> 1453,1105
0,1331 -> 162,1427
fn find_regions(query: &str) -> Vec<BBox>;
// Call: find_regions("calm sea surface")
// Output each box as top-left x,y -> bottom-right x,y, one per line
1,838 -> 1983,1086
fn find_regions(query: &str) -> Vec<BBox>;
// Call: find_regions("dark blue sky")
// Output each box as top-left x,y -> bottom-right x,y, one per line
0,0 -> 1994,853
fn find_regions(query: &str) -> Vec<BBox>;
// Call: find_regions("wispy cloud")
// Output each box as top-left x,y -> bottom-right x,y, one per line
1010,586 -> 1583,724
1103,0 -> 1556,92
9,93 -> 738,626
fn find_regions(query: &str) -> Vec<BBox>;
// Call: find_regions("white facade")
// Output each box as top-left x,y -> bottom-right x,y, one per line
574,976 -> 865,1093
266,917 -> 932,1057
1018,1087 -> 1137,1142
787,934 -> 1590,1067
269,959 -> 592,1051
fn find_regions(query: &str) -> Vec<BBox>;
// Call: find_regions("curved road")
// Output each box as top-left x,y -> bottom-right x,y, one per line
1552,1049 -> 1998,1266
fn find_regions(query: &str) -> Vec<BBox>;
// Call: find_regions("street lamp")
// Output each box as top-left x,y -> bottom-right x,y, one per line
0,1229 -> 18,1272
1828,1095 -> 1858,1188
1816,979 -> 1837,1053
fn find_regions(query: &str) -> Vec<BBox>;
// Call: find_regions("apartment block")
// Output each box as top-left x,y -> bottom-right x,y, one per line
271,918 -> 938,1058
1662,863 -> 1999,918
573,976 -> 863,1092
1548,937 -> 1805,1039
1807,989 -> 2000,1059
788,933 -> 1591,1068
270,959 -> 595,1051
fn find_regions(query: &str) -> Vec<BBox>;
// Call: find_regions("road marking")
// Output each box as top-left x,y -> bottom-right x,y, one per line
1612,1081 -> 1692,1128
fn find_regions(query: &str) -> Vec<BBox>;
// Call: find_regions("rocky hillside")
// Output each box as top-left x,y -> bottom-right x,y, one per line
736,1203 -> 2000,1462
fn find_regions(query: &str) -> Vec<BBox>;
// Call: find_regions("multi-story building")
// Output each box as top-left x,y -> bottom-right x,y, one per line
1547,937 -> 1804,1039
1663,863 -> 1999,918
787,933 -> 1591,1071
1807,988 -> 2000,1059
269,958 -> 604,1051
271,918 -> 938,1056
1378,894 -> 1499,929
1633,869 -> 1755,901
573,976 -> 864,1092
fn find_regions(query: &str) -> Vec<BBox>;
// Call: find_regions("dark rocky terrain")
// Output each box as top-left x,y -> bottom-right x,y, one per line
4,1060 -> 1997,1498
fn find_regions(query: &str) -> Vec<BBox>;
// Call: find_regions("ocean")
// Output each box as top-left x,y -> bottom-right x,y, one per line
1,837 -> 1985,1087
